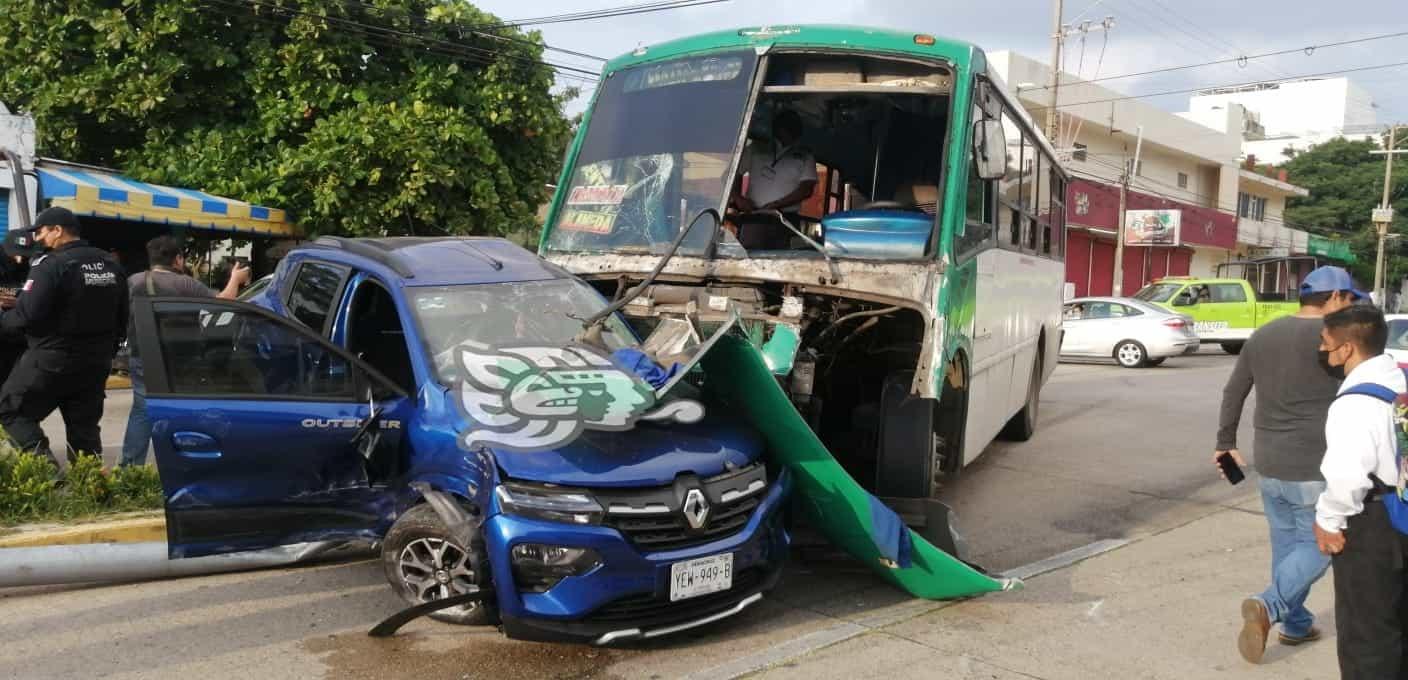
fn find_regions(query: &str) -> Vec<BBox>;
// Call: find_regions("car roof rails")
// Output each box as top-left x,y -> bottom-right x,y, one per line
309,236 -> 417,279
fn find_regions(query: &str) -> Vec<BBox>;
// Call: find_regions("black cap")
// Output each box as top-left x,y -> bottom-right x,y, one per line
30,206 -> 80,233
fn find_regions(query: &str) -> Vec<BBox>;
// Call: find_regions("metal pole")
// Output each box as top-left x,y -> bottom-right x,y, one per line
1045,0 -> 1064,143
1376,126 -> 1396,303
1112,126 -> 1143,296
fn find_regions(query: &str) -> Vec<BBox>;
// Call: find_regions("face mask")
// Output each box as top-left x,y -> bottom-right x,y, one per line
1318,345 -> 1347,381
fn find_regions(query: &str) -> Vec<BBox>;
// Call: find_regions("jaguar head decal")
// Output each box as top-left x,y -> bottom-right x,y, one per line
456,343 -> 704,452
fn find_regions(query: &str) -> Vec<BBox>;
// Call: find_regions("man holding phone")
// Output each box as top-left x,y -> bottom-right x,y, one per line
118,235 -> 250,467
1215,266 -> 1361,663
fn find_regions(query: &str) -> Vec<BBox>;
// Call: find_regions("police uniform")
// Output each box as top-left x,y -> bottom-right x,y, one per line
0,213 -> 128,464
0,230 -> 41,385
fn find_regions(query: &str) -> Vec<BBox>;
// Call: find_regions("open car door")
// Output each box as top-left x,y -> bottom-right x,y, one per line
130,297 -> 412,558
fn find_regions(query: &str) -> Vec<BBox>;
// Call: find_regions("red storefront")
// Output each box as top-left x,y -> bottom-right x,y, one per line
1064,178 -> 1238,297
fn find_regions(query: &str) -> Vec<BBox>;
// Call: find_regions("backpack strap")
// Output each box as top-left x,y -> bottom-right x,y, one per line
1341,382 -> 1400,403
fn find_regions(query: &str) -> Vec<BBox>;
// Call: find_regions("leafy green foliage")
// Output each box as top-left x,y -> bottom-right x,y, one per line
0,450 -> 163,525
1283,136 -> 1408,285
0,451 -> 58,520
0,0 -> 575,238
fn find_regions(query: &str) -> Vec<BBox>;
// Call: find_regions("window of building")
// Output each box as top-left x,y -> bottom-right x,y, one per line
1177,172 -> 1188,189
1238,192 -> 1267,221
1072,143 -> 1088,162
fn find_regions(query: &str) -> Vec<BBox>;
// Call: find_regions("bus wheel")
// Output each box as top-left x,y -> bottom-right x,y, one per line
1220,342 -> 1243,355
999,354 -> 1040,441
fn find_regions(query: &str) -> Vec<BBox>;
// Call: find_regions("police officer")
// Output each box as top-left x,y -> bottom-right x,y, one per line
0,207 -> 128,467
0,229 -> 41,384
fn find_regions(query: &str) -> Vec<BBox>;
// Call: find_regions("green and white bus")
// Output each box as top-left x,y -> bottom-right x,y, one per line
541,25 -> 1067,504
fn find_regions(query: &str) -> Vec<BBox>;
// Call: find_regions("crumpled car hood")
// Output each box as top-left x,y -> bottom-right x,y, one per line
490,411 -> 763,487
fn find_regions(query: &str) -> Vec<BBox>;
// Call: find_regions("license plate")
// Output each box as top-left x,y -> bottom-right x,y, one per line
1194,321 -> 1228,333
669,553 -> 733,602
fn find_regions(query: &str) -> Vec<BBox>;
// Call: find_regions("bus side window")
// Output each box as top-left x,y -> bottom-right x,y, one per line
960,105 -> 995,259
998,108 -> 1022,247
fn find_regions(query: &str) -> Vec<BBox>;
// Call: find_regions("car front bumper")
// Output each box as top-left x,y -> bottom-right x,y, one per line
484,468 -> 792,643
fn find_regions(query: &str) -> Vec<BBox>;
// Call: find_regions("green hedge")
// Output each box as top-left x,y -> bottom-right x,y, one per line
0,452 -> 163,526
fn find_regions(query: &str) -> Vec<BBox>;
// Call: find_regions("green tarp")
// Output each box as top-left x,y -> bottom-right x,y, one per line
700,334 -> 1014,600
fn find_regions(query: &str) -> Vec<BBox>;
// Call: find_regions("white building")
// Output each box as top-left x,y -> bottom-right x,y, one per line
1188,78 -> 1380,162
0,102 -> 38,232
989,51 -> 1248,295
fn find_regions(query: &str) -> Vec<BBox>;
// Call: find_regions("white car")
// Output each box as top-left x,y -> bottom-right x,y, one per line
1061,297 -> 1201,368
1387,314 -> 1408,367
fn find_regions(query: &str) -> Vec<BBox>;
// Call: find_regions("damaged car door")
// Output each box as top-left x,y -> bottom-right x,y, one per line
129,297 -> 411,558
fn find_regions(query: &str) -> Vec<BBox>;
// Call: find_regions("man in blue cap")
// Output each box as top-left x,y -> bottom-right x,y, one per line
1217,264 -> 1364,663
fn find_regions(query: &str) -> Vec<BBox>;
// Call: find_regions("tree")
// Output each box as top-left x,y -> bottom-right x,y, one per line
0,0 -> 576,238
1282,136 -> 1408,286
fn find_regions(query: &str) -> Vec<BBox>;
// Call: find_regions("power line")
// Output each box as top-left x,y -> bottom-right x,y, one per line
208,0 -> 600,80
1028,29 -> 1408,90
1130,0 -> 1290,81
332,0 -> 607,62
1034,61 -> 1408,110
472,0 -> 732,31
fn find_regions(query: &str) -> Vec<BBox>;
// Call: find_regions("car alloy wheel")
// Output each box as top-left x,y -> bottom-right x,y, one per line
397,537 -> 478,612
1116,341 -> 1146,368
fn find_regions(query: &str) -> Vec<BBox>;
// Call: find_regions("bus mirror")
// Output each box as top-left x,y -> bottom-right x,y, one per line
973,119 -> 1006,181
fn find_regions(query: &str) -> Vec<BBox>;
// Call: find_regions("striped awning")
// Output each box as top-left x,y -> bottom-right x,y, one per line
37,163 -> 299,237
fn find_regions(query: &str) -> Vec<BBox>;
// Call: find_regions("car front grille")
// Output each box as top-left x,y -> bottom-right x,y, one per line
595,462 -> 769,553
607,496 -> 762,552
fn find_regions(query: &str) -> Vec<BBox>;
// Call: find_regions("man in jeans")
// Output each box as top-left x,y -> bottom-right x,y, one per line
1216,265 -> 1360,663
118,236 -> 249,467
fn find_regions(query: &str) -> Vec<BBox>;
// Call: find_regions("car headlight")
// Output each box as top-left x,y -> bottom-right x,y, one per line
510,543 -> 602,592
494,483 -> 604,525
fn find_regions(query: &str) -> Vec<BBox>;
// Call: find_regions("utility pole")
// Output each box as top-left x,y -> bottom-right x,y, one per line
1370,125 -> 1405,304
1112,126 -> 1144,296
1045,0 -> 1064,143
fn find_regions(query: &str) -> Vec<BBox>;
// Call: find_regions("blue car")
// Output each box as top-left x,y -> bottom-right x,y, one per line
128,236 -> 791,643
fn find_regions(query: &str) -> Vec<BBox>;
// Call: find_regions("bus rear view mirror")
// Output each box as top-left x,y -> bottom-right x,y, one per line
973,119 -> 1006,181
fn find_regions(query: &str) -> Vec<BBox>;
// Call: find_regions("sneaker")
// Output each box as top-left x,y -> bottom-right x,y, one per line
1278,627 -> 1321,646
1239,598 -> 1272,663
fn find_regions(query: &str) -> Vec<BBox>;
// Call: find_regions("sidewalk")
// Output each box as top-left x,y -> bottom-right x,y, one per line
745,498 -> 1338,680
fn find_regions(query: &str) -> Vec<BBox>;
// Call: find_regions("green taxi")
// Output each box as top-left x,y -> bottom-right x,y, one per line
1132,277 -> 1298,354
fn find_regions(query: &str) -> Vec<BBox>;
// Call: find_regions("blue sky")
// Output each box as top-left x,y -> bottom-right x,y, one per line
471,0 -> 1408,126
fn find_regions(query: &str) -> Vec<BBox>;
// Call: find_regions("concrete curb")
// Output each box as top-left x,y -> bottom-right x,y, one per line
0,514 -> 164,548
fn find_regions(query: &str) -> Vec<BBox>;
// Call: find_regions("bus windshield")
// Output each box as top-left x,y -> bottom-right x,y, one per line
544,52 -> 757,256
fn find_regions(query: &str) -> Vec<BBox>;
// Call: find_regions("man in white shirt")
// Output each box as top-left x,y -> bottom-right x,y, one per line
1312,305 -> 1406,680
729,110 -> 817,250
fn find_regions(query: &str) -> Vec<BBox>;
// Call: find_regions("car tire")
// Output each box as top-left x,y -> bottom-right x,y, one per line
1221,342 -> 1244,355
999,353 -> 1041,441
1146,358 -> 1166,367
381,503 -> 491,626
1115,340 -> 1148,368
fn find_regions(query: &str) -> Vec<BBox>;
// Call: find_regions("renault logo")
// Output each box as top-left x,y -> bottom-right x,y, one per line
682,488 -> 710,530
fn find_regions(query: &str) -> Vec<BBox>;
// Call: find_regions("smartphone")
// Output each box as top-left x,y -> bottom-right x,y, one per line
1217,452 -> 1245,485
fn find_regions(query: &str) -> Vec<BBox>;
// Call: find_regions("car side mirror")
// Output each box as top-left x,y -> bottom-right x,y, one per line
1173,294 -> 1193,307
973,119 -> 1007,181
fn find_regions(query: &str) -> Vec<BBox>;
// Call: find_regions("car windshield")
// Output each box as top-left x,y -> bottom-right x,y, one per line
410,279 -> 634,383
1389,319 -> 1408,351
1133,283 -> 1182,303
543,52 -> 758,256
